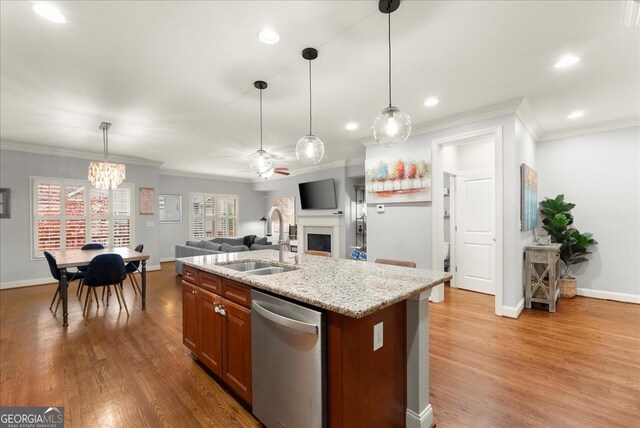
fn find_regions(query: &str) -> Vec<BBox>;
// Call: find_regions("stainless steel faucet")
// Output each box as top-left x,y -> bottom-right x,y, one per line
266,206 -> 289,263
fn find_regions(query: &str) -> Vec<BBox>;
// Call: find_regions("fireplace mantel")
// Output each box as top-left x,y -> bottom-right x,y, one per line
297,215 -> 342,258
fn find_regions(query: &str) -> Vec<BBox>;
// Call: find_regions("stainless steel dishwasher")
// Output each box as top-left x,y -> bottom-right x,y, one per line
251,289 -> 326,428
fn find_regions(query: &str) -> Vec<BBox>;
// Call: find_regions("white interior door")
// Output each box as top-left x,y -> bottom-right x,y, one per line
455,169 -> 495,295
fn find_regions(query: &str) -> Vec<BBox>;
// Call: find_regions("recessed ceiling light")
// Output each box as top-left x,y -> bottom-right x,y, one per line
32,3 -> 67,23
345,122 -> 358,131
554,55 -> 580,69
567,111 -> 584,119
424,97 -> 439,107
258,29 -> 280,45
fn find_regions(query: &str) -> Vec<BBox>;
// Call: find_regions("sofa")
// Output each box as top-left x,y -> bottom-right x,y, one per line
175,235 -> 278,274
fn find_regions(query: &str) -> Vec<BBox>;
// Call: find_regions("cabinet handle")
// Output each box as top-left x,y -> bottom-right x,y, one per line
218,307 -> 226,317
186,272 -> 192,277
214,305 -> 220,313
192,290 -> 198,295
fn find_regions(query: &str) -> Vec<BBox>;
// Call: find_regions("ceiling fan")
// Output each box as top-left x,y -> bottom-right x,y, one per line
259,166 -> 290,179
237,166 -> 290,178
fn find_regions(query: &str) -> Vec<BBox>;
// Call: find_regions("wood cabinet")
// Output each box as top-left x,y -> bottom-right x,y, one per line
182,270 -> 252,404
524,243 -> 562,313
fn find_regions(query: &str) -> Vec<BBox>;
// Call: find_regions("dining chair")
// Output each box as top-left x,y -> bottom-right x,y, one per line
76,243 -> 105,301
124,244 -> 144,295
82,253 -> 128,320
45,251 -> 84,316
375,258 -> 417,268
305,250 -> 331,257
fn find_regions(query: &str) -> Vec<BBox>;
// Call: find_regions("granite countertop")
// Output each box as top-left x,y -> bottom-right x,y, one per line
179,250 -> 451,318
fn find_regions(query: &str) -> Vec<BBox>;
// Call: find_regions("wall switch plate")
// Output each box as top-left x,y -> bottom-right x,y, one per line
376,205 -> 385,213
373,322 -> 383,351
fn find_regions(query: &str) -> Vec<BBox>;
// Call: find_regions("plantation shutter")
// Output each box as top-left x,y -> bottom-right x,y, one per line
189,193 -> 239,239
32,178 -> 134,258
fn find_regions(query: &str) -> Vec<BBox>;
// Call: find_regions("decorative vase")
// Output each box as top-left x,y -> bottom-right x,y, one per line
559,277 -> 577,298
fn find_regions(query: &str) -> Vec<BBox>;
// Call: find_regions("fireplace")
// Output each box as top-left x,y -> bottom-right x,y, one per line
296,215 -> 342,259
307,233 -> 331,253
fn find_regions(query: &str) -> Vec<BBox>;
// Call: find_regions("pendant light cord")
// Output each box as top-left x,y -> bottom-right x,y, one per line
103,127 -> 108,161
388,11 -> 392,108
259,88 -> 263,151
309,59 -> 312,135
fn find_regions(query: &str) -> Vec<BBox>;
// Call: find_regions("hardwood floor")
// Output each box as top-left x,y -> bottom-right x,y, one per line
1,263 -> 638,427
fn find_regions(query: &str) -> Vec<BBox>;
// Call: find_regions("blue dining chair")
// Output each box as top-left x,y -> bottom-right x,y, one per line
124,244 -> 144,295
76,243 -> 105,301
82,253 -> 128,320
44,251 -> 84,316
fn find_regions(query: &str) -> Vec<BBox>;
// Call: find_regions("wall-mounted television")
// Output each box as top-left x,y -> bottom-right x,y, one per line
298,178 -> 337,210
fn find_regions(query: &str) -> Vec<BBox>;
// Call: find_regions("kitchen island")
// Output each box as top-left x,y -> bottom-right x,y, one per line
180,250 -> 451,428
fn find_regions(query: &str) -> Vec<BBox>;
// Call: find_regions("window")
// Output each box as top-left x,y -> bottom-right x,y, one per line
31,177 -> 134,258
189,192 -> 238,239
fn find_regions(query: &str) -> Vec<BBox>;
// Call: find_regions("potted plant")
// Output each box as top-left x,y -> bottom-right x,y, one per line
539,195 -> 598,298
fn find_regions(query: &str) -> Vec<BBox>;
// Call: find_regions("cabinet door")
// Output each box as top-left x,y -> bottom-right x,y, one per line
182,281 -> 199,354
199,289 -> 223,376
221,299 -> 252,404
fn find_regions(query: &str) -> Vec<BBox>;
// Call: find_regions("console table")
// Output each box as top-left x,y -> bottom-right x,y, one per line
524,243 -> 562,313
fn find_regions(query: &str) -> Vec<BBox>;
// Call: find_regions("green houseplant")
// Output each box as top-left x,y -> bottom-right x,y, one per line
539,195 -> 598,297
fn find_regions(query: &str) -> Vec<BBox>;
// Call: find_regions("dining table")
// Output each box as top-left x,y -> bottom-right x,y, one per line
49,246 -> 150,326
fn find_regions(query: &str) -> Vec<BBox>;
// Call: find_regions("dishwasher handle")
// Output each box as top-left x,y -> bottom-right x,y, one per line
252,300 -> 318,335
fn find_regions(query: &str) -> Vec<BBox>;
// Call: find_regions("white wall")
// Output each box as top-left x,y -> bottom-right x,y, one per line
366,114 -> 527,309
536,126 -> 640,300
442,139 -> 494,173
158,173 -> 265,260
0,149 -> 160,287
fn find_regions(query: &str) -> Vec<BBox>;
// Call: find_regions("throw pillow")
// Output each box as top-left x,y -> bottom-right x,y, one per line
202,241 -> 222,251
221,243 -> 249,253
253,237 -> 268,246
243,235 -> 257,248
186,240 -> 202,248
250,244 -> 279,251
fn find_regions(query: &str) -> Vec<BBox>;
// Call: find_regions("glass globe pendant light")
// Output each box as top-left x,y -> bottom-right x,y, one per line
249,80 -> 274,176
373,0 -> 411,147
295,47 -> 325,165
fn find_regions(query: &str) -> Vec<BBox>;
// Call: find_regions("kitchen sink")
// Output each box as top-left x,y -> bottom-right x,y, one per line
222,261 -> 297,275
247,266 -> 296,275
223,261 -> 277,272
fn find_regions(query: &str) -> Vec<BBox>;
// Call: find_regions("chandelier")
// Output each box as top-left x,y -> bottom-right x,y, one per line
88,122 -> 126,190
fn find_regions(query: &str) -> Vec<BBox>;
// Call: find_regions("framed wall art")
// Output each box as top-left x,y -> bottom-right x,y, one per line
365,148 -> 432,204
159,194 -> 182,223
520,163 -> 538,231
139,187 -> 155,215
0,188 -> 10,218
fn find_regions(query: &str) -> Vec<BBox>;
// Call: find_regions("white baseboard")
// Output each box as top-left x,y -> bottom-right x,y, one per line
406,404 -> 434,428
502,298 -> 524,319
1,264 -> 162,290
1,277 -> 54,290
160,257 -> 176,263
577,288 -> 640,304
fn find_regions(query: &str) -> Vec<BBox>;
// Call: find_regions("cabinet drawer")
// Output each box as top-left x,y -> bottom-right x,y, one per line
182,266 -> 199,285
222,278 -> 251,308
201,272 -> 222,295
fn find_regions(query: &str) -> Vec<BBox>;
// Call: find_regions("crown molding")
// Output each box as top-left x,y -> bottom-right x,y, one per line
515,97 -> 543,141
159,168 -> 253,183
0,140 -> 164,167
539,117 -> 640,142
358,97 -> 525,147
